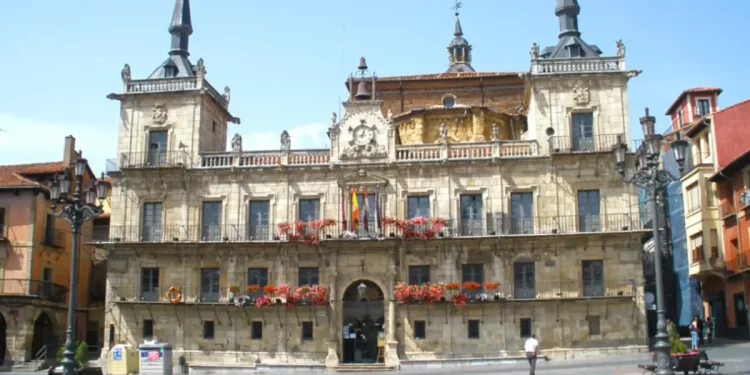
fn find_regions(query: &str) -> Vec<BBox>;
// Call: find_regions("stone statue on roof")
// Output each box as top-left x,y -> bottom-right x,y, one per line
280,130 -> 291,151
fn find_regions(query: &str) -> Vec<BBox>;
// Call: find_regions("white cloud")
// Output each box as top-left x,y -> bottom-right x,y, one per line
0,113 -> 331,174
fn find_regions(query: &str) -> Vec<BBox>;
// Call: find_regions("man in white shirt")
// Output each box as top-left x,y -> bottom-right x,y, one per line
524,334 -> 539,375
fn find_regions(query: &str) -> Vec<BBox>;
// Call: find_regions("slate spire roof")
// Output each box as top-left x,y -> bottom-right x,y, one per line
446,3 -> 475,73
148,0 -> 196,79
540,0 -> 602,59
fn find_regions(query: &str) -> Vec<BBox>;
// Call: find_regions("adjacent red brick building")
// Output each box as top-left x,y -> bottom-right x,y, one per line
708,99 -> 750,339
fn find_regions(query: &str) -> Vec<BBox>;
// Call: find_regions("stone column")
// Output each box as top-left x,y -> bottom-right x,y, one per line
384,248 -> 400,368
324,251 -> 340,368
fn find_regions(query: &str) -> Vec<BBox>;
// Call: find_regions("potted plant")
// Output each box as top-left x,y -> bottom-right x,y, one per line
450,293 -> 467,306
228,285 -> 240,301
295,285 -> 311,304
393,282 -> 413,304
247,284 -> 260,295
310,284 -> 328,305
483,282 -> 501,300
424,283 -> 445,304
276,284 -> 290,305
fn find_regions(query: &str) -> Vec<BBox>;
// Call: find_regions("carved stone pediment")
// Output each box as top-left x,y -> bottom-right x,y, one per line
340,169 -> 389,188
152,103 -> 168,125
572,85 -> 590,105
333,101 -> 391,161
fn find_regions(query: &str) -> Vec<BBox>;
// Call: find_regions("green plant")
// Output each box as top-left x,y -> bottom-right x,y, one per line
55,341 -> 90,369
667,321 -> 688,354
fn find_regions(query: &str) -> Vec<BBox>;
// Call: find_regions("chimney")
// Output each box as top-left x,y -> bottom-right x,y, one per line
63,136 -> 76,167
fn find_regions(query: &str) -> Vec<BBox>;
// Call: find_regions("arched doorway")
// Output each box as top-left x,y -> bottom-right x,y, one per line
31,312 -> 55,358
341,280 -> 385,364
0,313 -> 6,365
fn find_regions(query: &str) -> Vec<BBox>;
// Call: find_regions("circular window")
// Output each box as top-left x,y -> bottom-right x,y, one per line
442,95 -> 456,108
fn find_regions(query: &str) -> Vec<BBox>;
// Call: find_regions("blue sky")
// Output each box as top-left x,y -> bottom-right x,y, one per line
0,0 -> 746,174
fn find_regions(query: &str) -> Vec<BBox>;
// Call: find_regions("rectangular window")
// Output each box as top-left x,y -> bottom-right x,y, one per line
460,194 -> 483,236
705,179 -> 715,206
301,321 -> 313,340
0,207 -> 6,237
510,192 -> 534,234
691,234 -> 704,262
677,110 -> 683,127
142,319 -> 154,340
467,319 -> 480,339
201,268 -> 220,302
577,190 -> 601,232
298,267 -> 319,286
697,99 -> 711,115
354,193 -> 378,236
710,229 -> 720,258
703,134 -> 711,157
140,268 -> 160,302
462,264 -> 484,298
298,199 -> 320,223
251,321 -> 263,340
45,214 -> 57,246
588,316 -> 601,335
203,321 -> 215,339
407,196 -> 430,219
520,318 -> 532,337
414,320 -> 426,339
201,201 -> 222,241
582,260 -> 604,297
41,267 -> 54,297
571,112 -> 595,152
142,202 -> 163,242
408,265 -> 430,285
147,130 -> 168,166
686,183 -> 700,213
247,268 -> 268,298
248,200 -> 270,240
514,262 -> 535,299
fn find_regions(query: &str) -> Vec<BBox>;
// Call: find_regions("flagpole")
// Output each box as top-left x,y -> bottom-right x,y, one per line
364,185 -> 369,233
375,185 -> 381,234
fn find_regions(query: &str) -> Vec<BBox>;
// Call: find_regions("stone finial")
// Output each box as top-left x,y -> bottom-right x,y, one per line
280,130 -> 291,152
196,58 -> 206,76
121,64 -> 131,82
616,40 -> 625,57
231,133 -> 243,153
530,43 -> 539,60
223,86 -> 231,103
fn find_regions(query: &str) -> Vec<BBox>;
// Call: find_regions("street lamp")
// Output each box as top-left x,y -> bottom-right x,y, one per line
612,108 -> 688,375
49,154 -> 110,375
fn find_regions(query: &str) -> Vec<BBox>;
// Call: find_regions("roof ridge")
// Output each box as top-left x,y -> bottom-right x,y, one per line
0,160 -> 63,169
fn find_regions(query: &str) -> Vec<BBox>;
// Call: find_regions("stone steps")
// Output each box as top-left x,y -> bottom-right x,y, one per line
331,364 -> 397,372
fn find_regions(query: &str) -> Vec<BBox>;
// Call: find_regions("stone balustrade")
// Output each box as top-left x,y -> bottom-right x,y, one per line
532,56 -> 624,75
124,76 -> 228,108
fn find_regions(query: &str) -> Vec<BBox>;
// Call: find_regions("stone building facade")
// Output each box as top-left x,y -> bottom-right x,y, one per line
95,0 -> 649,371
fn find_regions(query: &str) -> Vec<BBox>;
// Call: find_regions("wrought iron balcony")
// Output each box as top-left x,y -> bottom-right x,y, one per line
549,133 -> 624,154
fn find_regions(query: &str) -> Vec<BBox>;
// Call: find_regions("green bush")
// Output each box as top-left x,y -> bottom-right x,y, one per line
667,321 -> 688,354
55,341 -> 90,369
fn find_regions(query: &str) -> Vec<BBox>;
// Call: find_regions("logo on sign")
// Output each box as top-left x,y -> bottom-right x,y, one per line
113,349 -> 122,361
147,351 -> 160,361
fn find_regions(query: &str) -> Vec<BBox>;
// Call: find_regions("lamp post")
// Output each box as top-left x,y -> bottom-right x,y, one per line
612,108 -> 688,375
48,155 -> 110,375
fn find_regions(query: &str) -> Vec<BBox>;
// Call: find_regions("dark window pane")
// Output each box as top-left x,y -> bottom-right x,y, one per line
514,262 -> 535,299
302,321 -> 313,340
298,267 -> 319,286
520,318 -> 532,337
408,266 -> 430,285
142,320 -> 154,340
460,194 -> 483,235
407,196 -> 430,219
251,321 -> 263,339
202,201 -> 222,241
572,113 -> 594,152
148,131 -> 168,165
140,268 -> 159,302
414,320 -> 426,339
248,201 -> 270,240
299,199 -> 320,223
203,321 -> 215,339
582,260 -> 604,297
510,193 -> 533,234
142,203 -> 163,241
468,320 -> 480,339
201,268 -> 220,302
577,190 -> 601,232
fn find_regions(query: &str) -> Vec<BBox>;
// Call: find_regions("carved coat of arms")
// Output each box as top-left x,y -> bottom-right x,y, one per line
572,85 -> 590,106
152,104 -> 168,125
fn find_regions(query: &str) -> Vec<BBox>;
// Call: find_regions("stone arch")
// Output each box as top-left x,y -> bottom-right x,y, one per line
30,311 -> 57,358
338,276 -> 390,302
338,279 -> 388,364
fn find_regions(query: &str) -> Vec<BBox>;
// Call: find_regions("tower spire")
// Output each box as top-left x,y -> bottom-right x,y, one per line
446,1 -> 475,73
169,0 -> 193,57
555,0 -> 580,39
538,0 -> 602,59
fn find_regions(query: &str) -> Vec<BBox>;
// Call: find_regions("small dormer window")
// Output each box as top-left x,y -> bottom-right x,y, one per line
568,45 -> 582,58
442,94 -> 456,108
164,65 -> 178,78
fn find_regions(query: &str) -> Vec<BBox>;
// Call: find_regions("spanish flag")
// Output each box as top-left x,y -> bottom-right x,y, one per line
351,187 -> 360,231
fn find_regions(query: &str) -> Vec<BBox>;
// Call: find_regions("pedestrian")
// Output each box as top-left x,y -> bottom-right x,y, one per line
697,315 -> 705,346
689,316 -> 699,351
705,317 -> 713,344
524,334 -> 539,375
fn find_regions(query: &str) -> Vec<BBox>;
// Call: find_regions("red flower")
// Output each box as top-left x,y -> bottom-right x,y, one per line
462,281 -> 481,290
451,293 -> 467,306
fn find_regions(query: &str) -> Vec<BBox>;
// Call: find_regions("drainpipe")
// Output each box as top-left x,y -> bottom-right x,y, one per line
27,192 -> 37,286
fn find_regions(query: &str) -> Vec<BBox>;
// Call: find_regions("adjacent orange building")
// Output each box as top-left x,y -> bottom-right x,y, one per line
0,136 -> 104,368
708,99 -> 750,339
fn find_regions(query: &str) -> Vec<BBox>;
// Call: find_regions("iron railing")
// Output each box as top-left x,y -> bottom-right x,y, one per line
549,133 -> 624,154
0,278 -> 68,303
93,213 -> 643,244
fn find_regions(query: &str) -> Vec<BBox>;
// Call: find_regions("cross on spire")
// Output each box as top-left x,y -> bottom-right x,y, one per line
452,0 -> 463,16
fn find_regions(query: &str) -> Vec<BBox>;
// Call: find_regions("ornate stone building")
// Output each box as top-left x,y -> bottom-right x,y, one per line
96,0 -> 649,371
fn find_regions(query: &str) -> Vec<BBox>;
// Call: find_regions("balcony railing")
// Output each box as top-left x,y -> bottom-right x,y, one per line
110,150 -> 190,170
531,56 -> 624,75
93,213 -> 643,244
549,134 -> 624,154
728,251 -> 750,273
395,140 -> 539,163
0,278 -> 68,303
691,246 -> 705,263
111,284 -> 236,304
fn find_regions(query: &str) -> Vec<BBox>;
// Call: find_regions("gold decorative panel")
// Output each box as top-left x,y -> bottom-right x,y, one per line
396,108 -> 520,145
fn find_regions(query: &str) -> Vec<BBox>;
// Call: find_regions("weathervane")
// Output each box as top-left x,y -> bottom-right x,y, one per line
452,0 -> 463,16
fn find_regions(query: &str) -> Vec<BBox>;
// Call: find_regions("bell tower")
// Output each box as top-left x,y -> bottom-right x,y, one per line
446,1 -> 474,73
107,0 -> 238,169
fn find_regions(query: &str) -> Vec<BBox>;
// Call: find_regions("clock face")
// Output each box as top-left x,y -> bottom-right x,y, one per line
353,126 -> 374,146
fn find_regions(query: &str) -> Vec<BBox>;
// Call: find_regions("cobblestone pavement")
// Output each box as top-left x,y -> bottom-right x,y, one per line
6,341 -> 750,375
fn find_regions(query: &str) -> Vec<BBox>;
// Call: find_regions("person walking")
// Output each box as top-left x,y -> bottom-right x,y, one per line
697,315 -> 705,346
689,316 -> 700,351
705,317 -> 713,344
524,334 -> 539,375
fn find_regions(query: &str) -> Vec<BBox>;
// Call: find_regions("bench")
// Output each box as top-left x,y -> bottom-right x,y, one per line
698,360 -> 724,374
